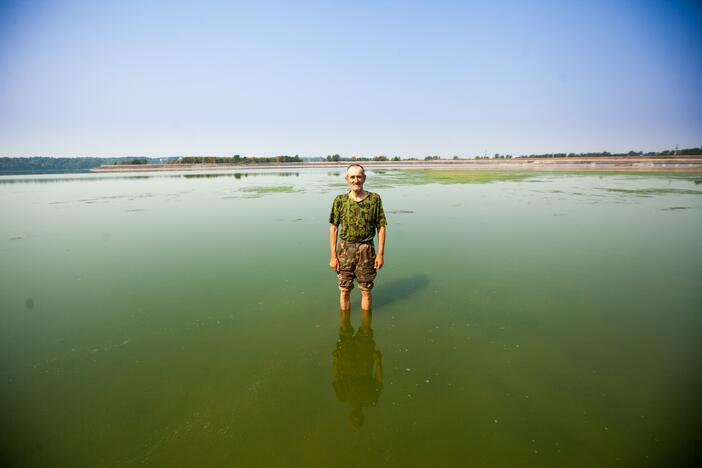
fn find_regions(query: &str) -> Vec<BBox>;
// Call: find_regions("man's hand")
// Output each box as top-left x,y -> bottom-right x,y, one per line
374,254 -> 384,270
330,256 -> 340,272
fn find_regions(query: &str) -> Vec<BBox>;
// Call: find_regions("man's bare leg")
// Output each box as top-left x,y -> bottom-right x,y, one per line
361,290 -> 372,311
340,290 -> 350,311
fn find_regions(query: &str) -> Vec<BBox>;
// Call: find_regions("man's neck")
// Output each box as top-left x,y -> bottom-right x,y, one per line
348,189 -> 368,201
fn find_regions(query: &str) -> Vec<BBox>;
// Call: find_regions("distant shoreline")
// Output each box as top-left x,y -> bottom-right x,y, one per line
91,156 -> 702,173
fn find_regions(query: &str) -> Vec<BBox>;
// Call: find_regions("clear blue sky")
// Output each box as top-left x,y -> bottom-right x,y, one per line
1,0 -> 700,157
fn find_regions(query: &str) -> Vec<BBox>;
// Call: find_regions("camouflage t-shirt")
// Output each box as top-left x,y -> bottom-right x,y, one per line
329,192 -> 387,243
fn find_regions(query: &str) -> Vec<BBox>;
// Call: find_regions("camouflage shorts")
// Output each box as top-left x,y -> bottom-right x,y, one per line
337,240 -> 377,291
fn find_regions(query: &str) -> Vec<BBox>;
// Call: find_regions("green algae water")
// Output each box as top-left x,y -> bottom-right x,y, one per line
1,169 -> 701,467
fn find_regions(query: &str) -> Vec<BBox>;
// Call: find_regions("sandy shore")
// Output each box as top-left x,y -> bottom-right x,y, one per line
91,156 -> 702,173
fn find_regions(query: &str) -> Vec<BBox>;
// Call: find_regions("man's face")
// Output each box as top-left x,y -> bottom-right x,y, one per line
345,167 -> 365,191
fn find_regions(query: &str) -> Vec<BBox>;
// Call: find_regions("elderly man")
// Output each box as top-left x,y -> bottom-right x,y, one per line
329,164 -> 387,311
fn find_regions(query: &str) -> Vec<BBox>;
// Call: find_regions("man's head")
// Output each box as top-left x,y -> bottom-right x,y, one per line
345,164 -> 366,192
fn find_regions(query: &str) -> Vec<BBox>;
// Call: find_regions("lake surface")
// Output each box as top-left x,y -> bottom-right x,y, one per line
1,168 -> 701,467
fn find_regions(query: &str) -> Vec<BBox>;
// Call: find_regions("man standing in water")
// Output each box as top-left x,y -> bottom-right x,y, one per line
329,164 -> 387,311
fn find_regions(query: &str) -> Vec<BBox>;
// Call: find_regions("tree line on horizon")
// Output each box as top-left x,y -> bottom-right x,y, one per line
0,156 -> 173,174
1,146 -> 700,174
171,155 -> 302,164
325,146 -> 701,161
517,147 -> 702,158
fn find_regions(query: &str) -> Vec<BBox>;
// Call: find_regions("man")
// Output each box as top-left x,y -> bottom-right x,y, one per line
329,164 -> 387,311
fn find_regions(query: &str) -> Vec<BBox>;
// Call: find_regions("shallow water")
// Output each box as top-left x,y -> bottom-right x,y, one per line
1,169 -> 701,467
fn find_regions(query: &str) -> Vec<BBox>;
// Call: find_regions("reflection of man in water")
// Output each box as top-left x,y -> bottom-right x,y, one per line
329,164 -> 387,311
332,309 -> 383,429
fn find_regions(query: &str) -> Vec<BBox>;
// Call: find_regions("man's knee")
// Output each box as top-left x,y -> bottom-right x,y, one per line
361,289 -> 372,298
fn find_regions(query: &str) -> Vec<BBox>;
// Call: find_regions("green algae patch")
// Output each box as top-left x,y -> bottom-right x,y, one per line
392,170 -> 537,185
240,185 -> 299,197
326,170 -> 536,189
600,188 -> 702,196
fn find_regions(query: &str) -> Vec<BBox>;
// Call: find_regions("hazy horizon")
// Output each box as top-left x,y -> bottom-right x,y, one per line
2,145 -> 701,160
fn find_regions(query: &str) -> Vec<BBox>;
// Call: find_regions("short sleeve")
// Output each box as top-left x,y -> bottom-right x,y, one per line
376,196 -> 387,227
329,196 -> 342,225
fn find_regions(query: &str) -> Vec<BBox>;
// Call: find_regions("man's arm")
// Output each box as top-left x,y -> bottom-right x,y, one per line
329,224 -> 340,272
374,226 -> 385,269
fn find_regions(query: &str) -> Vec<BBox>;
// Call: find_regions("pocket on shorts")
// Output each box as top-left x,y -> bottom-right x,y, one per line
338,242 -> 354,269
356,262 -> 377,288
358,243 -> 375,268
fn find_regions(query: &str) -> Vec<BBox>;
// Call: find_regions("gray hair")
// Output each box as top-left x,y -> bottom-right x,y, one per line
346,163 -> 365,176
